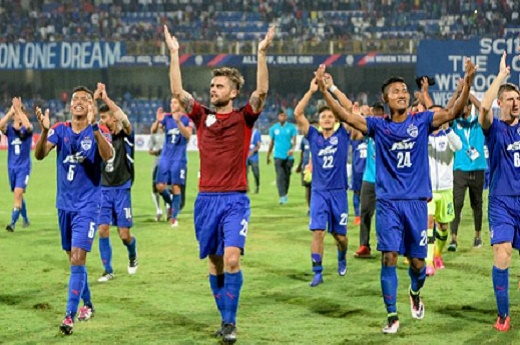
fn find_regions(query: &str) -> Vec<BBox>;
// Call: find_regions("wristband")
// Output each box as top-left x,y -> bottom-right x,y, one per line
91,123 -> 99,132
328,85 -> 338,93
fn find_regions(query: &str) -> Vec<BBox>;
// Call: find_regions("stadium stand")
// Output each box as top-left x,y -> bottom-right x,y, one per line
0,0 -> 518,132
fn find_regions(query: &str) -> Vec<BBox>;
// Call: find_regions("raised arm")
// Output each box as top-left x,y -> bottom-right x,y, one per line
266,136 -> 274,165
468,93 -> 481,110
322,73 -> 352,112
415,77 -> 433,109
34,107 -> 54,160
479,51 -> 510,130
11,97 -> 33,132
432,58 -> 477,127
172,112 -> 192,139
164,25 -> 194,114
249,26 -> 275,113
87,102 -> 113,162
446,78 -> 464,110
0,106 -> 14,133
293,78 -> 317,136
151,107 -> 165,134
315,65 -> 367,134
97,83 -> 132,135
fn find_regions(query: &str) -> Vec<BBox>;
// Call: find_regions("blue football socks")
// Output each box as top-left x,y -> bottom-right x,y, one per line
224,271 -> 243,325
311,253 -> 323,274
20,198 -> 28,222
409,265 -> 426,293
381,266 -> 398,314
492,266 -> 509,318
209,274 -> 225,320
160,190 -> 172,205
124,237 -> 137,259
66,265 -> 86,317
171,194 -> 181,219
10,207 -> 20,226
353,193 -> 360,217
99,237 -> 113,274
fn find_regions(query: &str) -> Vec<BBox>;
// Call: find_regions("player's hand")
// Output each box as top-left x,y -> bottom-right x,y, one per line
164,26 -> 179,53
35,107 -> 50,130
420,76 -> 429,93
295,164 -> 302,173
156,107 -> 165,122
94,83 -> 103,100
95,82 -> 107,100
309,78 -> 318,93
266,156 -> 271,165
323,73 -> 334,89
287,149 -> 294,157
498,51 -> 510,77
258,26 -> 275,52
87,103 -> 96,125
314,64 -> 327,92
6,105 -> 15,119
12,97 -> 22,112
463,58 -> 478,85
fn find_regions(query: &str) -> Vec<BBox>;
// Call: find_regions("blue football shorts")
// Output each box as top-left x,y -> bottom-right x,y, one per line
194,192 -> 250,259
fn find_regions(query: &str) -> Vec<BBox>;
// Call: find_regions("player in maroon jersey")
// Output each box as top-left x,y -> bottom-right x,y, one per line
164,25 -> 274,343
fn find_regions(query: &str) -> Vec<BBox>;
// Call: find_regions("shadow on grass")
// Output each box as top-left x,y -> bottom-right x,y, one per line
433,303 -> 495,323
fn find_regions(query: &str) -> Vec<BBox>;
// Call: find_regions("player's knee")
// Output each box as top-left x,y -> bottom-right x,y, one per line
224,254 -> 241,272
312,230 -> 326,240
119,229 -> 131,242
156,183 -> 166,193
409,258 -> 425,271
98,226 -> 110,238
69,249 -> 87,266
381,252 -> 398,266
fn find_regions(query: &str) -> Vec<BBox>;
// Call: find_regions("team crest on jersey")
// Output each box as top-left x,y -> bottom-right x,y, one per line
48,128 -> 55,137
274,129 -> 280,135
205,114 -> 217,127
329,136 -> 338,145
407,124 -> 418,138
516,126 -> 520,136
81,137 -> 92,150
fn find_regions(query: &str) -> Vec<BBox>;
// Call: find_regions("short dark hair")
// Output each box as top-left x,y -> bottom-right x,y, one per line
278,108 -> 286,115
381,76 -> 406,95
498,83 -> 520,101
317,106 -> 331,115
99,104 -> 110,113
72,85 -> 94,98
371,102 -> 384,112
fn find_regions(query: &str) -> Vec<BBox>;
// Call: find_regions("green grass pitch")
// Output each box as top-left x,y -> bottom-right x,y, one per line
0,150 -> 518,344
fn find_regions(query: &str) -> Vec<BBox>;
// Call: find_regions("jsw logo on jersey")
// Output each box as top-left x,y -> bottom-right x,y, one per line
391,138 -> 415,151
317,145 -> 338,156
63,152 -> 86,164
10,138 -> 22,145
506,141 -> 520,151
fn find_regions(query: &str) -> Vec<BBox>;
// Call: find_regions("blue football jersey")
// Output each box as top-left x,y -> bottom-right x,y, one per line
6,125 -> 32,170
307,125 -> 349,190
484,120 -> 520,196
351,138 -> 367,174
159,114 -> 190,165
47,122 -> 108,211
366,111 -> 435,200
